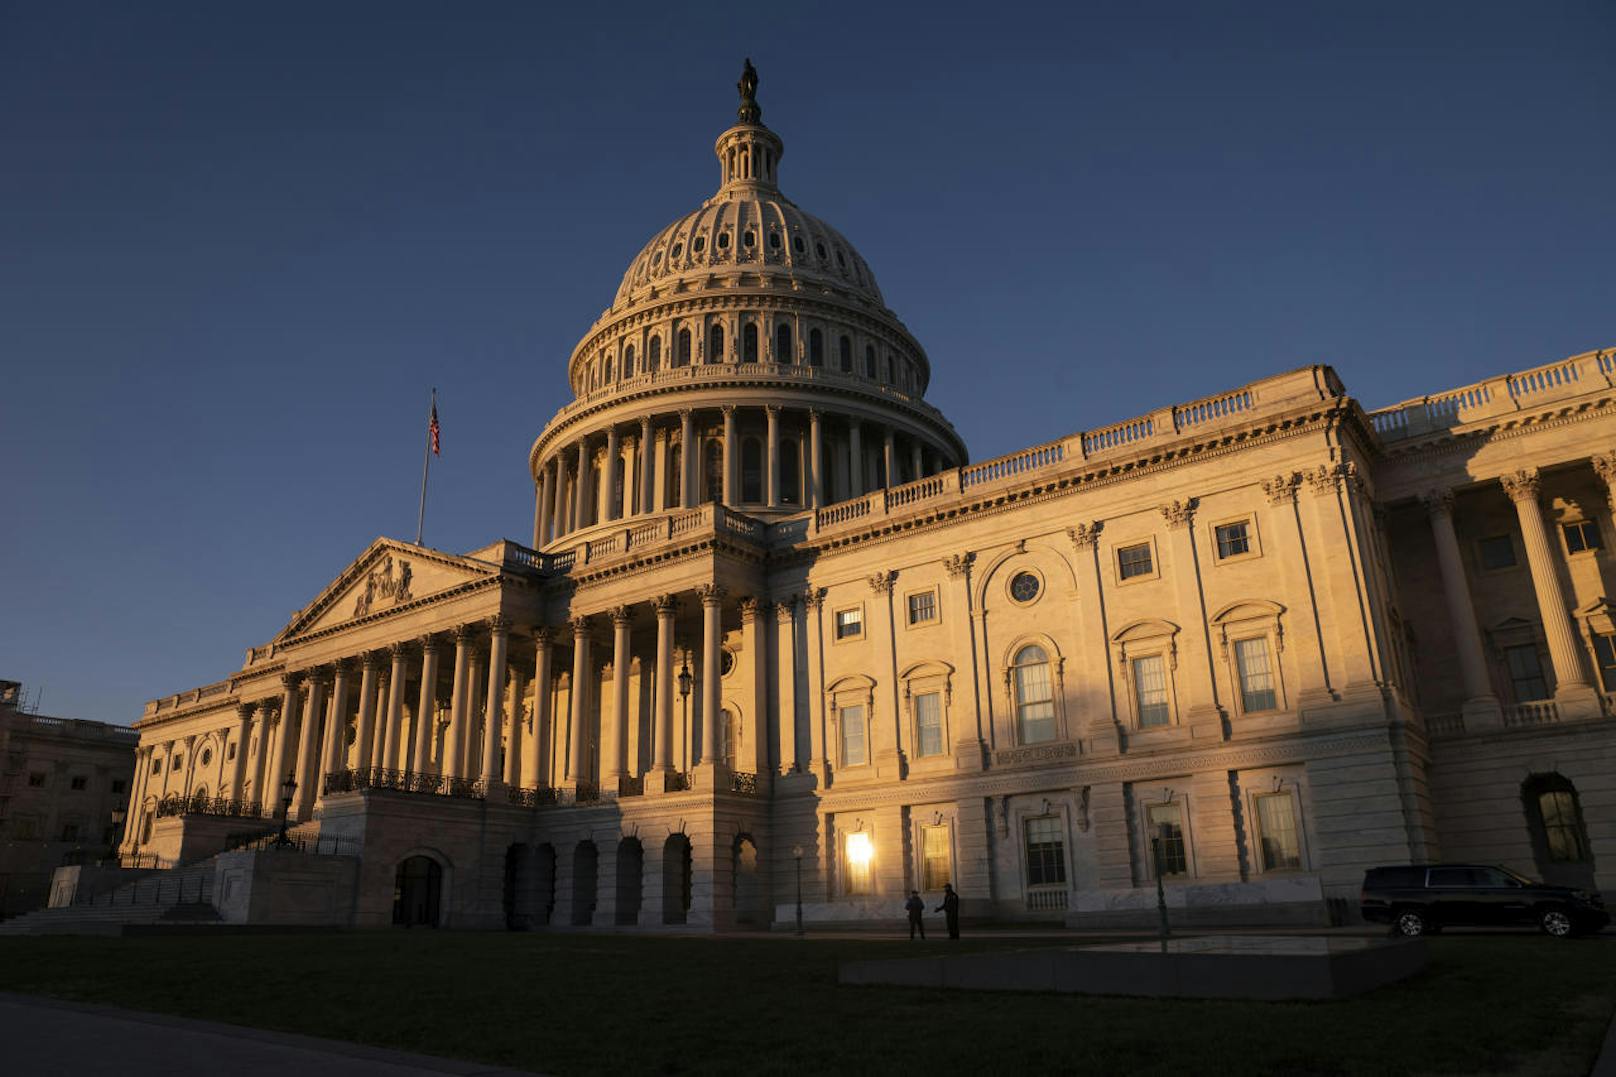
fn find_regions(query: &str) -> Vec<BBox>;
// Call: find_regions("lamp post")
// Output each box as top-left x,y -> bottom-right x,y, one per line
274,775 -> 297,847
792,844 -> 804,937
1151,825 -> 1172,947
109,807 -> 127,863
677,656 -> 692,775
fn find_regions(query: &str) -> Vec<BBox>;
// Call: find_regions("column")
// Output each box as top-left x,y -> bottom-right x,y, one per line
766,405 -> 781,508
412,638 -> 439,774
640,417 -> 655,515
882,427 -> 896,489
776,596 -> 800,773
623,435 -> 639,518
655,431 -> 670,513
848,420 -> 863,497
382,643 -> 409,772
602,426 -> 620,522
1161,500 -> 1223,735
270,676 -> 302,802
696,584 -> 724,766
1422,491 -> 1502,724
321,661 -> 351,783
294,672 -> 327,818
909,440 -> 922,485
353,657 -> 379,777
571,439 -> 587,531
569,616 -> 593,786
463,646 -> 484,777
121,747 -> 149,851
481,616 -> 509,788
533,471 -> 548,548
180,734 -> 198,797
504,662 -> 526,788
444,627 -> 472,779
525,629 -> 554,788
742,598 -> 769,776
653,594 -> 677,780
228,704 -> 251,801
1501,469 -> 1598,710
808,409 -> 823,508
721,406 -> 737,505
607,606 -> 633,788
549,456 -> 567,540
250,706 -> 273,810
804,589 -> 828,778
1261,477 -> 1334,703
680,409 -> 696,509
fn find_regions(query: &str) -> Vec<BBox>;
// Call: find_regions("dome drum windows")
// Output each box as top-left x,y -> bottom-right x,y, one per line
774,322 -> 792,364
676,328 -> 692,367
743,324 -> 759,364
708,325 -> 725,364
808,328 -> 824,367
647,335 -> 662,372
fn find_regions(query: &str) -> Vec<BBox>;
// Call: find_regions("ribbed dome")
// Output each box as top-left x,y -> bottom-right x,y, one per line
612,194 -> 885,309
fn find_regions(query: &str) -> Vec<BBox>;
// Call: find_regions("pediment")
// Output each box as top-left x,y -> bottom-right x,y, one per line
276,538 -> 497,641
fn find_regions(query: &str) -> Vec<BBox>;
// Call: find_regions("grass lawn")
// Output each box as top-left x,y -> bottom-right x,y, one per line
0,931 -> 1611,1075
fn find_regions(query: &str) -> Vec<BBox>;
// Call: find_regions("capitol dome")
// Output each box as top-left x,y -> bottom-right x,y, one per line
530,61 -> 966,547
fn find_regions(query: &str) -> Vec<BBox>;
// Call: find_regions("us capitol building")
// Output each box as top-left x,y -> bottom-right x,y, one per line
100,66 -> 1614,931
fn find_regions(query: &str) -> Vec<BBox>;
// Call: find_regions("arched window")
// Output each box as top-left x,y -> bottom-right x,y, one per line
604,355 -> 614,383
623,344 -> 635,377
743,323 -> 758,363
775,322 -> 792,364
809,328 -> 824,367
741,437 -> 763,503
647,335 -> 662,372
781,439 -> 801,504
708,325 -> 724,364
864,345 -> 877,378
839,335 -> 852,372
676,329 -> 691,367
703,440 -> 723,503
1524,773 -> 1593,879
667,444 -> 682,506
1012,645 -> 1057,744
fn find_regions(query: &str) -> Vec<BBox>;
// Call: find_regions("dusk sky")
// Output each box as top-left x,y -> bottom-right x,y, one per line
3,1 -> 1612,723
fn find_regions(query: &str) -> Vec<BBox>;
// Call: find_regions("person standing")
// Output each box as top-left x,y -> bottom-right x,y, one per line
935,883 -> 961,939
904,890 -> 927,940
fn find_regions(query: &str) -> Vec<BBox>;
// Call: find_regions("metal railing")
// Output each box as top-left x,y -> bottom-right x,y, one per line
618,775 -> 645,798
156,794 -> 263,820
321,767 -> 485,800
728,771 -> 760,796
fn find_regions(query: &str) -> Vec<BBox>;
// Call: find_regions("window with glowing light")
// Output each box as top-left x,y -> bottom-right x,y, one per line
844,830 -> 873,895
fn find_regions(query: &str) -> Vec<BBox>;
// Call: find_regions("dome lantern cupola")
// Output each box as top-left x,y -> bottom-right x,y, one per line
715,59 -> 782,193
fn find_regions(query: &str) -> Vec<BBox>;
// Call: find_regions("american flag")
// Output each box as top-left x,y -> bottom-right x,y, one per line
429,402 -> 440,456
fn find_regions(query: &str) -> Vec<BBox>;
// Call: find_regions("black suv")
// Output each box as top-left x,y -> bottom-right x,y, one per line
1361,864 -> 1608,937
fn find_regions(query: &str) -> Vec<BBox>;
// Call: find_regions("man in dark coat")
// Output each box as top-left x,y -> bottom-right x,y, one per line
904,890 -> 927,939
935,883 -> 961,939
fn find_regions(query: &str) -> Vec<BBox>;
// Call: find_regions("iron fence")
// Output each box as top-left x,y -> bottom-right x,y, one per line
156,794 -> 264,820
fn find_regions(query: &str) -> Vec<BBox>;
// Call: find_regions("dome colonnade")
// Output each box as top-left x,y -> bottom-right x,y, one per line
527,62 -> 967,549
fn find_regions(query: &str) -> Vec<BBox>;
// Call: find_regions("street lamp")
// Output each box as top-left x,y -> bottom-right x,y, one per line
792,844 -> 805,937
677,657 -> 692,772
1150,824 -> 1172,946
109,806 -> 127,860
274,775 -> 297,847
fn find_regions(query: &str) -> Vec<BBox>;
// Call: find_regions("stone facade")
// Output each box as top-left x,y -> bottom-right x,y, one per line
117,69 -> 1616,931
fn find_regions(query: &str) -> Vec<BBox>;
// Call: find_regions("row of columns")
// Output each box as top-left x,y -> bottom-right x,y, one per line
533,407 -> 945,546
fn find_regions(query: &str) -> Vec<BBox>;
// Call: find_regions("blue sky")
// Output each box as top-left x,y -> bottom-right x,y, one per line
3,1 -> 1612,722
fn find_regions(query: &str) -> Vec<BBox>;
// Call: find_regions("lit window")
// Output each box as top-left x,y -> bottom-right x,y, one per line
1023,816 -> 1066,886
1012,645 -> 1057,744
69,776 -> 87,791
1118,543 -> 1154,580
1504,643 -> 1549,702
1146,802 -> 1188,876
1478,534 -> 1516,570
839,704 -> 867,767
915,692 -> 944,757
1594,635 -> 1616,691
1215,521 -> 1251,559
1538,789 -> 1589,862
921,825 -> 951,890
907,591 -> 937,625
835,608 -> 863,640
1254,793 -> 1301,870
1563,520 -> 1602,554
844,830 -> 873,894
1132,655 -> 1170,727
1235,638 -> 1278,712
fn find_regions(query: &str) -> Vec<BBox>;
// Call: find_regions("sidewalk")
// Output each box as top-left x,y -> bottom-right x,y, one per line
0,993 -> 541,1077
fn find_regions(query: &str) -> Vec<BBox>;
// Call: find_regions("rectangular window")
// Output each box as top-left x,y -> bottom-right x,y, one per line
1254,793 -> 1301,870
1024,816 -> 1066,886
844,831 -> 873,895
915,692 -> 944,757
27,772 -> 45,788
1563,520 -> 1602,554
1477,534 -> 1517,570
1539,791 -> 1589,862
921,825 -> 951,890
1117,543 -> 1154,580
70,776 -> 88,791
1504,643 -> 1550,702
839,704 -> 867,766
834,608 -> 863,640
1132,655 -> 1170,727
1215,521 -> 1251,559
1146,802 -> 1188,876
906,591 -> 937,625
1595,635 -> 1616,692
1235,638 -> 1278,713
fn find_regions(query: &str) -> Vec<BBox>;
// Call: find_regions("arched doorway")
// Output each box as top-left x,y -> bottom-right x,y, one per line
534,843 -> 557,925
393,855 -> 442,928
663,833 -> 692,925
572,841 -> 598,926
732,834 -> 764,926
616,838 -> 644,925
1522,773 -> 1596,889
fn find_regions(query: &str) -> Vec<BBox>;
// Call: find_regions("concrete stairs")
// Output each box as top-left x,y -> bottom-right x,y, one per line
0,861 -> 220,936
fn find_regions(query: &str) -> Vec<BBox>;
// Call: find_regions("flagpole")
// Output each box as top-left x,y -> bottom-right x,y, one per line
416,388 -> 435,546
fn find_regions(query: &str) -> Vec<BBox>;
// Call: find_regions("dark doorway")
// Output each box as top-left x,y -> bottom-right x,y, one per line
616,838 -> 644,925
393,855 -> 442,927
572,841 -> 598,926
733,834 -> 764,926
663,833 -> 693,925
534,843 -> 557,925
